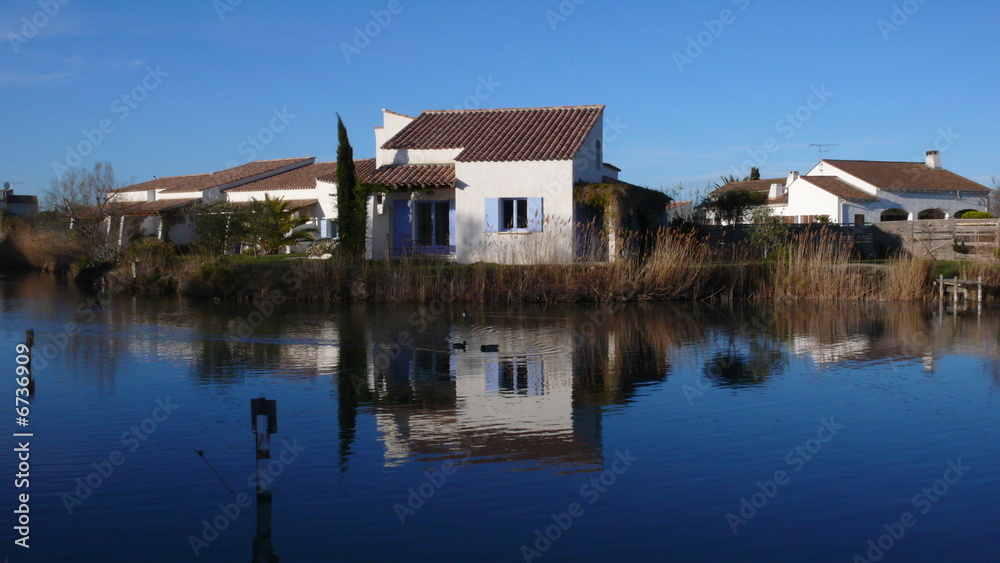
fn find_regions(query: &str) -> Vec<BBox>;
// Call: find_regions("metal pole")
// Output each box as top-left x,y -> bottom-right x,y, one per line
978,275 -> 983,305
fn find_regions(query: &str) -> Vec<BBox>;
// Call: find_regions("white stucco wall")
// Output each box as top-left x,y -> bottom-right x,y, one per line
456,160 -> 575,264
803,162 -> 988,222
375,110 -> 417,167
780,178 -> 842,221
572,113 -> 605,184
380,148 -> 464,166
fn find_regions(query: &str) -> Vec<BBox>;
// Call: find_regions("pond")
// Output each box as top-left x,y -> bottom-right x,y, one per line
1,273 -> 998,562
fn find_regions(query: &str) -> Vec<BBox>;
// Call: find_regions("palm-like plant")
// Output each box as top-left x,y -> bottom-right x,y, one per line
244,195 -> 318,255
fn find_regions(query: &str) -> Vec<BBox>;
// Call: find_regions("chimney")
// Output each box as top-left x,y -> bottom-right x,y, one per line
787,171 -> 799,185
925,150 -> 942,169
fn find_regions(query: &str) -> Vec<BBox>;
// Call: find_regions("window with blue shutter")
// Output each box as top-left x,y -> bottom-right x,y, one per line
527,198 -> 544,233
484,198 -> 499,233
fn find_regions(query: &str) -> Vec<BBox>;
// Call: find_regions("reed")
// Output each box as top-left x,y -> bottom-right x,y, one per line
94,225 -> 949,303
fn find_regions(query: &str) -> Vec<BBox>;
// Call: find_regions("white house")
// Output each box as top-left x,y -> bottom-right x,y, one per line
105,157 -> 374,246
710,151 -> 991,225
364,105 -> 654,264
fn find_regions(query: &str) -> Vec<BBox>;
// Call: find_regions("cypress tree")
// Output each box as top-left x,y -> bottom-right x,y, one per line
336,113 -> 363,256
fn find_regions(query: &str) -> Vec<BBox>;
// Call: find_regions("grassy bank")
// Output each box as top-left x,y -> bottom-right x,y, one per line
90,231 -> 995,304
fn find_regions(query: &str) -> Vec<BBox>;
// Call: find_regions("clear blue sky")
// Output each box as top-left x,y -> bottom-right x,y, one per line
2,0 -> 998,203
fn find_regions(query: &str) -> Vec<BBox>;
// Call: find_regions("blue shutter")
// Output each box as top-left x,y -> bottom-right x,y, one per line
527,198 -> 544,233
449,199 -> 456,249
484,198 -> 499,233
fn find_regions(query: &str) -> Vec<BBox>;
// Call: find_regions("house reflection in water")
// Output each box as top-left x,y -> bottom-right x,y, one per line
339,307 -> 674,470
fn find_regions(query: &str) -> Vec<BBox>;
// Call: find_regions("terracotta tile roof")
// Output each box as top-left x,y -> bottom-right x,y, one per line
78,198 -> 199,218
666,200 -> 692,210
603,162 -> 622,172
224,162 -> 337,193
117,157 -> 315,194
112,173 -> 213,194
823,159 -> 991,193
710,178 -> 785,196
368,164 -> 456,188
801,176 -> 878,202
381,105 -> 605,162
231,198 -> 319,212
767,194 -> 789,205
316,158 -> 377,184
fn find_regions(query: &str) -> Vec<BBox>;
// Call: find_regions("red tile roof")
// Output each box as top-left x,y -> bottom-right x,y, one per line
231,198 -> 319,212
116,158 -> 315,194
381,105 -> 605,162
78,198 -> 199,218
225,162 -> 337,193
112,173 -> 213,194
823,160 -> 990,193
367,164 -> 456,188
801,176 -> 878,201
710,178 -> 785,196
316,159 -> 377,184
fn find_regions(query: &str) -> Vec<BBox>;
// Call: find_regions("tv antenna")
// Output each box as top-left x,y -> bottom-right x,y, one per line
810,144 -> 838,172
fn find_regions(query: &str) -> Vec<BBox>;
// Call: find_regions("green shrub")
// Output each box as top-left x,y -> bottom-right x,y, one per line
958,211 -> 995,219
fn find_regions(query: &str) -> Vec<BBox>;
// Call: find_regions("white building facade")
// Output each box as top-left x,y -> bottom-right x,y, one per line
711,151 -> 991,225
365,105 -> 609,264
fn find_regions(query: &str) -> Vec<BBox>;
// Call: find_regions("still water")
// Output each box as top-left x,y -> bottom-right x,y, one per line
1,273 -> 998,562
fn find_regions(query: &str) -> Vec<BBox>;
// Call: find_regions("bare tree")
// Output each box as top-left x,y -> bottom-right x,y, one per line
44,162 -> 129,253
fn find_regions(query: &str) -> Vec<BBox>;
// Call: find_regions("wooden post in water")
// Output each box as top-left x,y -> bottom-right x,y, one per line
253,494 -> 275,563
978,276 -> 983,305
953,276 -> 959,308
25,330 -> 35,396
939,274 -> 944,302
251,397 -> 277,497
250,397 -> 278,562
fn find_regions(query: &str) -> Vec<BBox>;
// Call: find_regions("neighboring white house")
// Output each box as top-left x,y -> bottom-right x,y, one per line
709,151 -> 991,225
364,105 -> 654,264
104,157 -> 374,246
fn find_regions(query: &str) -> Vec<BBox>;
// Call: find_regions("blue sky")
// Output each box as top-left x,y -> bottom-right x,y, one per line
2,0 -> 998,203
